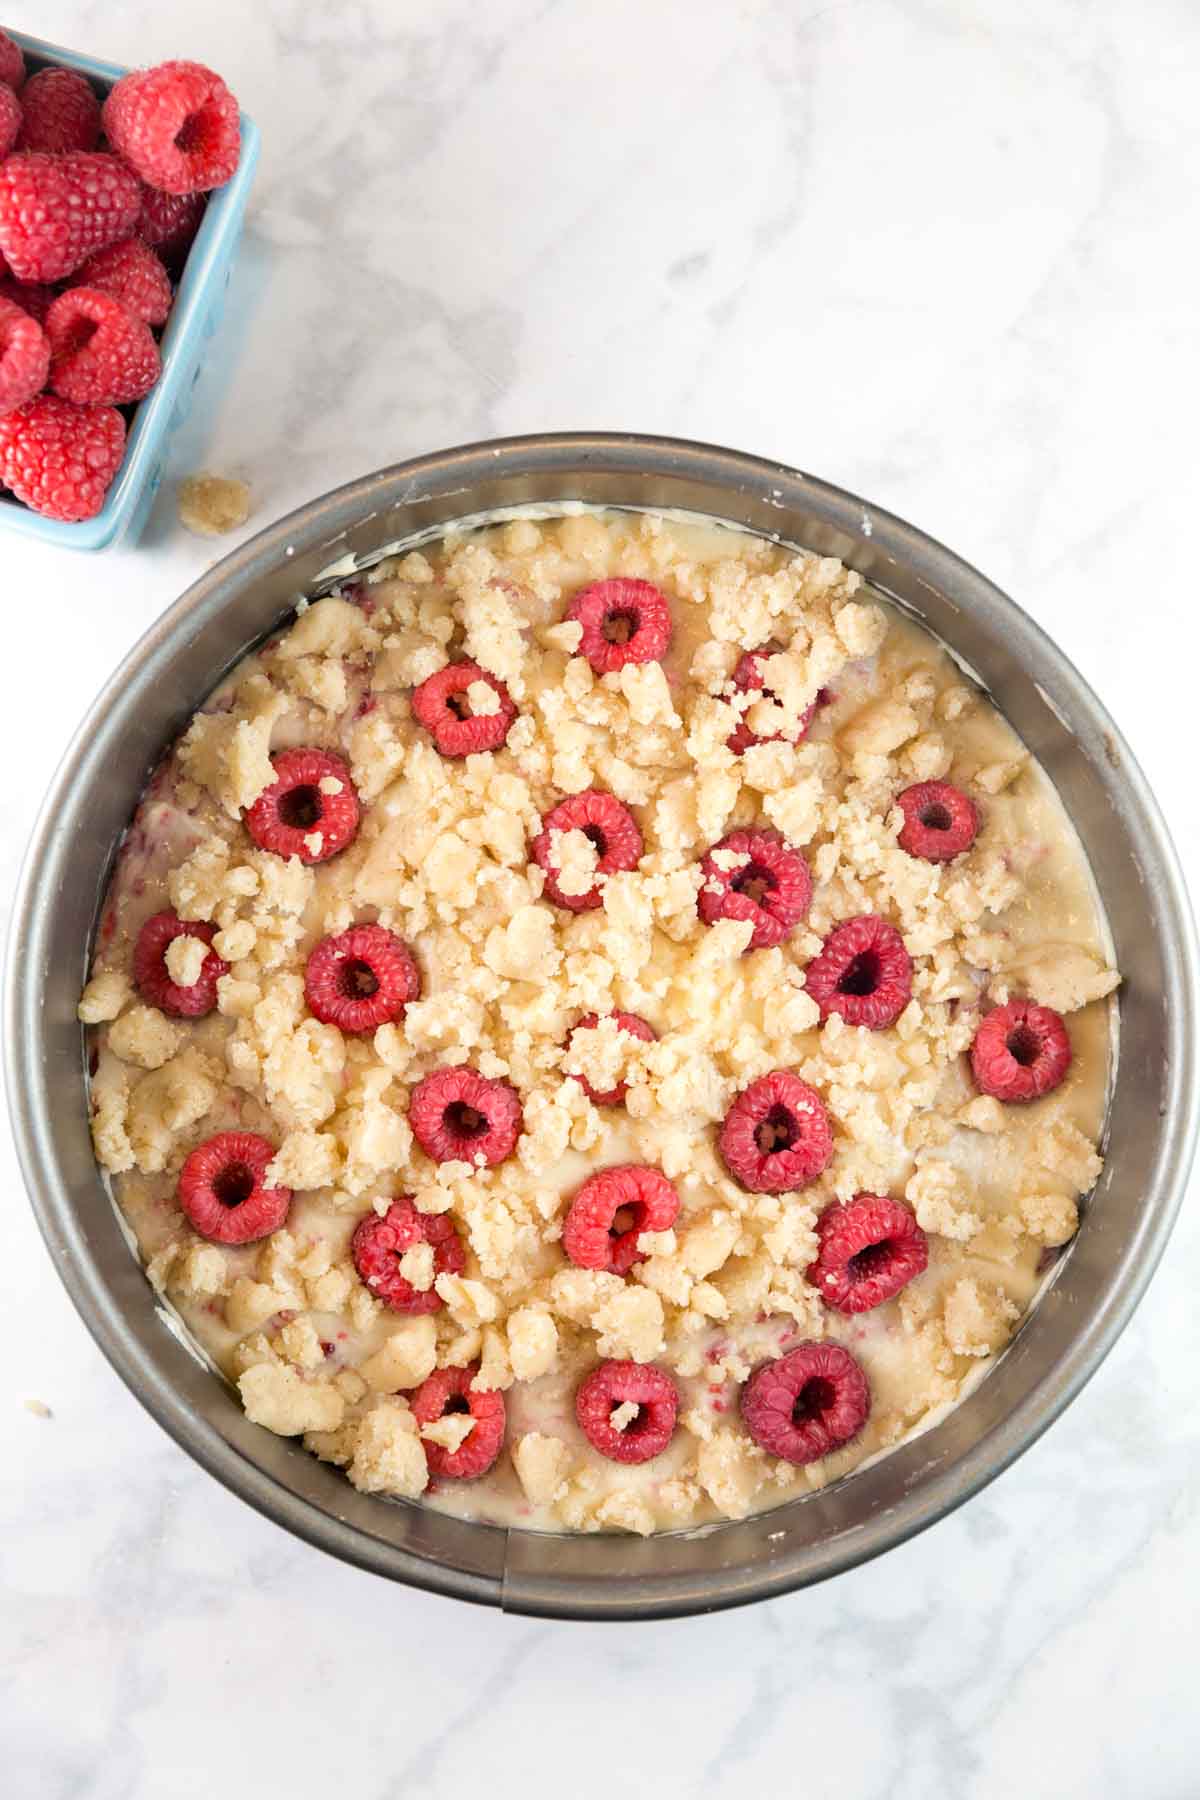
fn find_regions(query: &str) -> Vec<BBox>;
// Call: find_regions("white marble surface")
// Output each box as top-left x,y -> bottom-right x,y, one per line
2,1 -> 1198,1794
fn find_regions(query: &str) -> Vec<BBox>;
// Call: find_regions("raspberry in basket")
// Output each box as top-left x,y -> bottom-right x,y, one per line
566,1011 -> 655,1106
0,152 -> 141,283
133,910 -> 227,1018
0,296 -> 49,416
137,185 -> 205,267
0,82 -> 19,160
719,1069 -> 833,1193
410,660 -> 516,756
305,925 -> 420,1034
809,1194 -> 928,1314
697,829 -> 812,951
351,1198 -> 464,1315
78,237 -> 172,328
532,789 -> 642,911
0,394 -> 125,522
575,1360 -> 678,1464
741,1342 -> 870,1464
45,287 -> 160,407
970,998 -> 1071,1102
103,60 -> 240,195
0,30 -> 24,93
896,779 -> 979,862
727,647 -> 817,755
804,914 -> 912,1030
0,275 -> 53,327
410,1365 -> 506,1479
178,1131 -> 291,1245
410,1067 -> 522,1167
566,577 -> 672,674
243,749 -> 360,864
562,1165 -> 680,1276
16,68 -> 101,154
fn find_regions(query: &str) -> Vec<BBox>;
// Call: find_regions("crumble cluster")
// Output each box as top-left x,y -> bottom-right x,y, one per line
80,510 -> 1118,1534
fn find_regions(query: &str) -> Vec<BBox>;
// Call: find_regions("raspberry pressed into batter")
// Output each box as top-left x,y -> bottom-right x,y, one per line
575,1360 -> 679,1464
133,911 -> 226,1018
243,748 -> 360,864
566,577 -> 672,674
410,660 -> 517,756
809,1194 -> 928,1314
804,914 -> 912,1029
896,780 -> 979,862
565,1011 -> 655,1106
351,1199 -> 464,1314
740,1342 -> 870,1463
971,999 -> 1072,1102
562,1165 -> 680,1276
304,925 -> 420,1033
409,1067 -> 523,1166
532,789 -> 643,911
719,1070 -> 834,1193
410,1366 -> 506,1479
697,829 -> 812,951
178,1132 -> 291,1245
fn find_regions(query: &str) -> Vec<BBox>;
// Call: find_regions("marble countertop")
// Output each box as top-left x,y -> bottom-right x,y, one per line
3,2 -> 1198,1794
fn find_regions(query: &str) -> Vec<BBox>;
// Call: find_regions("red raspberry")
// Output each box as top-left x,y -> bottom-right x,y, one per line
0,394 -> 125,522
351,1198 -> 464,1315
243,749 -> 360,865
137,185 -> 205,268
410,1365 -> 506,1479
0,81 -> 20,159
45,287 -> 160,406
809,1194 -> 928,1314
896,780 -> 979,862
132,910 -> 227,1018
741,1342 -> 870,1464
76,237 -> 172,328
566,577 -> 673,674
410,1067 -> 523,1167
566,1011 -> 655,1106
0,296 -> 48,416
16,68 -> 101,154
0,275 -> 53,326
178,1132 -> 291,1246
727,648 -> 817,755
304,924 -> 420,1034
804,914 -> 912,1030
562,1165 -> 680,1276
575,1360 -> 678,1464
410,660 -> 517,756
970,998 -> 1072,1103
0,30 -> 24,92
719,1070 -> 834,1193
532,789 -> 643,911
103,60 -> 241,196
0,152 -> 141,283
697,829 -> 812,951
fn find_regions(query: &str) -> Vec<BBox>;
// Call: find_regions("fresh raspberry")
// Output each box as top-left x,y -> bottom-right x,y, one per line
896,780 -> 979,862
409,1365 -> 506,1479
532,789 -> 643,911
0,152 -> 141,282
243,748 -> 360,864
562,1165 -> 680,1276
575,1360 -> 678,1464
0,30 -> 24,93
133,910 -> 227,1018
178,1132 -> 291,1246
566,577 -> 673,674
304,924 -> 420,1034
103,61 -> 240,195
566,1011 -> 655,1106
410,1067 -> 523,1167
809,1194 -> 928,1314
16,68 -> 101,153
0,297 -> 48,416
970,998 -> 1072,1103
727,647 -> 817,755
0,394 -> 125,522
137,184 -> 205,268
719,1070 -> 834,1193
351,1198 -> 464,1315
0,275 -> 53,326
804,914 -> 913,1030
76,237 -> 172,328
0,81 -> 20,159
45,287 -> 160,406
410,660 -> 517,756
697,829 -> 812,951
741,1342 -> 870,1464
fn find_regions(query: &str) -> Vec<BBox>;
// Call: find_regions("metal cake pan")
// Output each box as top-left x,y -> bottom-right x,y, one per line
6,433 -> 1197,1618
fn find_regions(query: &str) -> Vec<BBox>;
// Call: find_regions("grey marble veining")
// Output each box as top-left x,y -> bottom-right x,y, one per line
2,2 -> 1198,1795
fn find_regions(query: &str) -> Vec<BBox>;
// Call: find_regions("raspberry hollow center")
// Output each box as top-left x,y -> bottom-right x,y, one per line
339,959 -> 379,1000
920,802 -> 952,831
847,1240 -> 893,1281
583,824 -> 607,857
213,1162 -> 255,1208
611,1205 -> 637,1236
792,1375 -> 836,1425
278,784 -> 322,829
61,317 -> 98,357
837,949 -> 881,997
732,861 -> 775,906
602,609 -> 638,645
1006,1024 -> 1041,1067
444,1393 -> 471,1416
445,1101 -> 488,1139
754,1105 -> 799,1155
176,106 -> 219,155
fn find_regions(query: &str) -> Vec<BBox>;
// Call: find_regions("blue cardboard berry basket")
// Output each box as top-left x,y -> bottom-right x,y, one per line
2,31 -> 259,551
